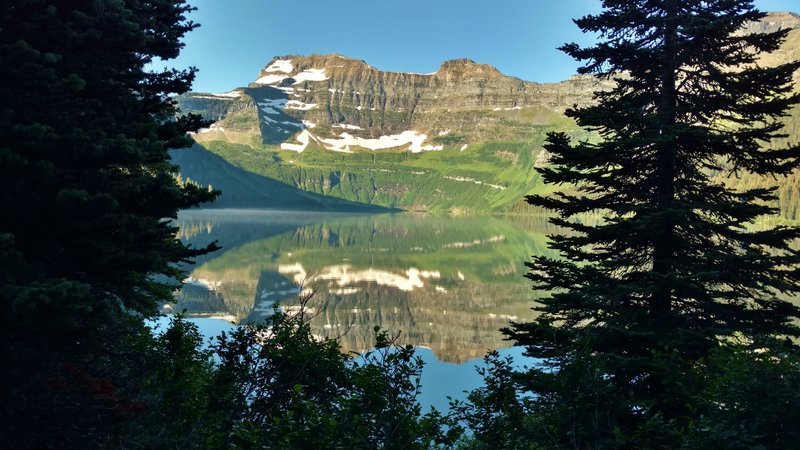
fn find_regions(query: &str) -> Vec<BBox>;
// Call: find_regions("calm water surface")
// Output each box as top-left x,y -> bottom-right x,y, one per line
172,209 -> 555,409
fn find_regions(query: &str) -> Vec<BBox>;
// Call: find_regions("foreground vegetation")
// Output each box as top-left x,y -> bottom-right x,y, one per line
145,303 -> 460,449
79,302 -> 800,449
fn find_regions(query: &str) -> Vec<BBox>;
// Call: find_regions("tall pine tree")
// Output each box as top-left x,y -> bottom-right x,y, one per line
0,1 -> 217,446
509,0 -> 800,445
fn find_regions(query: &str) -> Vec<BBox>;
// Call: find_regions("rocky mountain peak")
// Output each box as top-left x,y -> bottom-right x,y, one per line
253,54 -> 514,88
435,58 -> 504,80
253,53 -> 374,85
739,11 -> 800,34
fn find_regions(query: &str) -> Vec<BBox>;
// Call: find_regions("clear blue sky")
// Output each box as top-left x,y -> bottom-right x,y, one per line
171,0 -> 799,93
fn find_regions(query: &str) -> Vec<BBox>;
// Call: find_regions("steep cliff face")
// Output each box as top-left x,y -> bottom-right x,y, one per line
176,12 -> 800,214
740,11 -> 800,33
242,53 -> 603,139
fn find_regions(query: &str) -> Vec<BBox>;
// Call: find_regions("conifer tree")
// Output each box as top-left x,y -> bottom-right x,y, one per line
0,1 -> 217,445
508,0 -> 800,444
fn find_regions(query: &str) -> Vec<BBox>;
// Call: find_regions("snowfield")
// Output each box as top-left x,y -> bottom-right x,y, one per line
277,129 -> 445,154
254,67 -> 329,86
332,123 -> 363,130
265,59 -> 293,73
291,68 -> 328,84
320,130 -> 443,153
285,100 -> 317,110
280,130 -> 312,152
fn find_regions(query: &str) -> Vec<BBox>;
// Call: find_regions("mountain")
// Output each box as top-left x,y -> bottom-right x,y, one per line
175,56 -> 604,213
175,12 -> 800,216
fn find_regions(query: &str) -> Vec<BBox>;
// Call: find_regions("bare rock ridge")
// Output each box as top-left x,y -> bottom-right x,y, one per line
740,11 -> 800,33
251,53 -> 600,120
436,58 -> 504,79
176,51 -> 607,151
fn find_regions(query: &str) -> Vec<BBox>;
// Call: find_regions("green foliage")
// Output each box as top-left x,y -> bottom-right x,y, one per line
345,329 -> 460,449
142,315 -> 216,447
454,338 -> 800,449
146,301 -> 459,448
433,134 -> 466,145
687,340 -> 800,449
450,352 -> 539,450
204,302 -> 354,447
508,0 -> 800,445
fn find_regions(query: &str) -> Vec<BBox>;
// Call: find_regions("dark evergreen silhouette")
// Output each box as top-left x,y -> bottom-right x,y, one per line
508,0 -> 800,445
0,1 -> 217,446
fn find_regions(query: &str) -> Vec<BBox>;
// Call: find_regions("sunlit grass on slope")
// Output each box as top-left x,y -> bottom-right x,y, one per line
193,134 -> 575,212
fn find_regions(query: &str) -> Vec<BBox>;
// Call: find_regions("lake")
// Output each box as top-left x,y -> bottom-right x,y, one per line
172,209 -> 555,410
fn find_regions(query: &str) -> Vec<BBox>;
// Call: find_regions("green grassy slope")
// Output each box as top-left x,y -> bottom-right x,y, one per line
170,145 -> 390,212
192,110 -> 590,213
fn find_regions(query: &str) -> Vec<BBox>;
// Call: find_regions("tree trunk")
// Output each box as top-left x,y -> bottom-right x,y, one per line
652,2 -> 678,316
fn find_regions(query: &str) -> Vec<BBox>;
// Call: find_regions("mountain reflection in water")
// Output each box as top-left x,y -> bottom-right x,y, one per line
175,209 -> 558,363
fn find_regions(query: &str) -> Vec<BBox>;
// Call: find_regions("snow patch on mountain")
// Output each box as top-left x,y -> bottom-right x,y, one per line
183,277 -> 222,291
255,67 -> 328,86
277,262 -> 307,285
333,123 -> 363,130
265,59 -> 294,73
310,265 -> 441,292
292,68 -> 328,84
286,100 -> 317,110
196,123 -> 225,133
254,74 -> 290,85
258,99 -> 291,115
280,130 -> 312,152
262,115 -> 301,127
444,175 -> 506,190
193,91 -> 241,100
331,287 -> 360,296
319,131 -> 443,153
